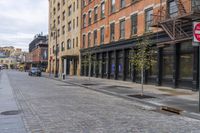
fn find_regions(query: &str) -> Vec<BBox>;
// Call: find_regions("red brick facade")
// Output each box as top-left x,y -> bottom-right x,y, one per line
31,46 -> 48,63
81,0 -> 163,49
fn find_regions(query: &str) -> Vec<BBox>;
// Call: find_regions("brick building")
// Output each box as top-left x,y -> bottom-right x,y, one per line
81,0 -> 200,90
29,35 -> 48,70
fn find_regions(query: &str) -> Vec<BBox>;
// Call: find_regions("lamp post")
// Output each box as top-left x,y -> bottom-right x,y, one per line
51,27 -> 58,78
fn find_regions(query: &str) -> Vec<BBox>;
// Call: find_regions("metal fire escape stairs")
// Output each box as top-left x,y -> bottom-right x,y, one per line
152,0 -> 191,43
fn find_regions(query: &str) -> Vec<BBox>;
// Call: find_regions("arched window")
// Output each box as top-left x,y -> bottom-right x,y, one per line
67,39 -> 71,49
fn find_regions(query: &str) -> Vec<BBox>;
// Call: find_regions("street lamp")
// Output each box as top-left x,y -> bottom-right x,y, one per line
51,26 -> 58,78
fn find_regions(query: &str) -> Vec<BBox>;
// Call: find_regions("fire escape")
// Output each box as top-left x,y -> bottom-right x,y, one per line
152,0 -> 200,44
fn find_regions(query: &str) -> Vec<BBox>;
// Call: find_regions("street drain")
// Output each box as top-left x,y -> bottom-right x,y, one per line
160,106 -> 182,115
1,110 -> 21,115
127,94 -> 155,99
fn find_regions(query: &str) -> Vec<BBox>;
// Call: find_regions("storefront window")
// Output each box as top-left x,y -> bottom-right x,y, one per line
148,49 -> 158,77
179,42 -> 193,80
163,46 -> 174,79
126,50 -> 133,80
149,60 -> 157,77
110,52 -> 115,75
99,58 -> 102,75
163,55 -> 173,78
118,51 -> 123,77
180,54 -> 193,80
102,53 -> 107,75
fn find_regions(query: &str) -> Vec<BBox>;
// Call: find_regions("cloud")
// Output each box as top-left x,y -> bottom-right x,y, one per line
0,0 -> 48,51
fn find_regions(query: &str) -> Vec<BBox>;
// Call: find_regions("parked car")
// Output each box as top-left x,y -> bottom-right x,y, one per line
28,67 -> 42,76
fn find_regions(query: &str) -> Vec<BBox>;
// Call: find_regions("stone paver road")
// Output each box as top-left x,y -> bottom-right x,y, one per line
2,70 -> 200,133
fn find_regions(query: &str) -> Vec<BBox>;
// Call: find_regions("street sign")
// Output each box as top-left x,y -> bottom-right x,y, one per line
193,22 -> 200,43
194,22 -> 200,112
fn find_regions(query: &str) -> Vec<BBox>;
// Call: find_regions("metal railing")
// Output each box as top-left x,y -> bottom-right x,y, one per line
152,0 -> 200,26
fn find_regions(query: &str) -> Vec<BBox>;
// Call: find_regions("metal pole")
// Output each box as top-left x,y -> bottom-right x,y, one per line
199,45 -> 200,112
55,29 -> 58,78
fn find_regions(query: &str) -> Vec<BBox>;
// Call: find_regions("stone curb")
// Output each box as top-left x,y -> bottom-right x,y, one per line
43,75 -> 200,121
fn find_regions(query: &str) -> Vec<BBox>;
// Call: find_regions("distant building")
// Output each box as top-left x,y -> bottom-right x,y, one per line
29,34 -> 48,70
0,55 -> 17,69
0,46 -> 15,57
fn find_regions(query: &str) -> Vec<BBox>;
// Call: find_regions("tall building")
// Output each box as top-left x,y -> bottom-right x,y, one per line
48,0 -> 81,77
81,0 -> 200,90
29,34 -> 48,70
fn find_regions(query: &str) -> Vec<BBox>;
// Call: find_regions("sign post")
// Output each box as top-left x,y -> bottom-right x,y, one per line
193,22 -> 200,112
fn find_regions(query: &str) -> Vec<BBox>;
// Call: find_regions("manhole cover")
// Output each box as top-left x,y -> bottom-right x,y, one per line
1,110 -> 21,115
127,94 -> 155,99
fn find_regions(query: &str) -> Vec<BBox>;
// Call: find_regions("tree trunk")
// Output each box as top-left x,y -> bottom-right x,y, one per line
141,67 -> 144,96
88,56 -> 91,80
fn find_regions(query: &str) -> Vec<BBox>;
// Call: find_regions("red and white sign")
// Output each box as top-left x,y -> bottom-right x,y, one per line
193,22 -> 200,43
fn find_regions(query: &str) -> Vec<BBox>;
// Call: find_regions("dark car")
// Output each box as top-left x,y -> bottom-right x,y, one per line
29,67 -> 42,76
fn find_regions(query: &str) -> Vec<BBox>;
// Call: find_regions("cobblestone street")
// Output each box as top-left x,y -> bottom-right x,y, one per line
1,70 -> 200,133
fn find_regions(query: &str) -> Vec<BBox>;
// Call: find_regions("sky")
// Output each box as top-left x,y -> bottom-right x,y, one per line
0,0 -> 48,51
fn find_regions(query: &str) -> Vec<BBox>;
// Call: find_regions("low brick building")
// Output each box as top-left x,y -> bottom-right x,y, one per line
29,35 -> 48,71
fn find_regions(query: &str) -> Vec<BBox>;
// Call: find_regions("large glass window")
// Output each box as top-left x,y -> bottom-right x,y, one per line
145,8 -> 153,31
110,52 -> 115,76
168,0 -> 178,18
100,27 -> 105,44
98,54 -> 102,75
88,32 -> 91,47
83,14 -> 86,27
68,5 -> 72,16
101,2 -> 105,18
93,30 -> 97,46
110,23 -> 115,42
94,7 -> 98,22
192,0 -> 200,11
117,51 -> 123,78
67,39 -> 71,49
126,50 -> 133,80
179,42 -> 193,80
120,0 -> 126,8
148,51 -> 157,77
111,0 -> 115,13
83,35 -> 86,48
163,46 -> 173,78
180,54 -> 193,80
88,11 -> 92,25
102,53 -> 107,76
163,56 -> 173,78
120,19 -> 125,39
131,14 -> 137,35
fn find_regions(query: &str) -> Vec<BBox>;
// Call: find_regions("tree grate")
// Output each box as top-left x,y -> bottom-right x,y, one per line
82,83 -> 98,86
1,110 -> 21,115
127,94 -> 155,99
